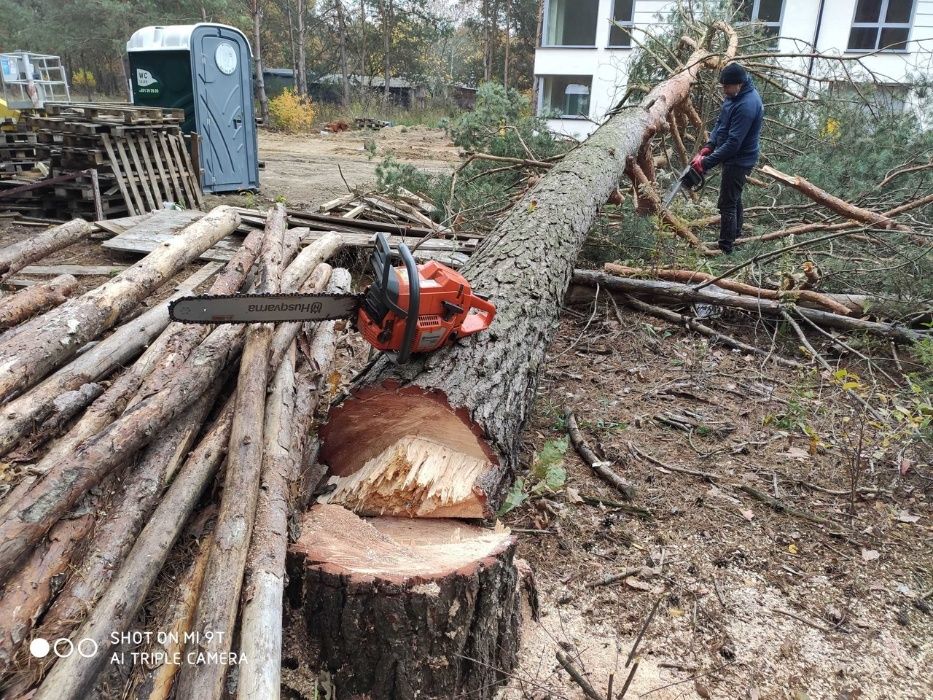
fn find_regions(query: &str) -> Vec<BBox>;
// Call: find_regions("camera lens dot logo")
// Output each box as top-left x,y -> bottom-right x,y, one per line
29,638 -> 51,658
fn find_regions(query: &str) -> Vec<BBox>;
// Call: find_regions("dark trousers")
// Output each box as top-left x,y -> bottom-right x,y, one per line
717,164 -> 752,253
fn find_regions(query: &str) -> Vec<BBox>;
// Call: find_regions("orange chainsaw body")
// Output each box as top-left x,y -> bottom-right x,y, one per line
357,259 -> 496,355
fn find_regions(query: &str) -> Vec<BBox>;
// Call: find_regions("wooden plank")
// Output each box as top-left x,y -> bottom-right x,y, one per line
112,136 -> 148,215
156,132 -> 185,205
176,133 -> 205,210
166,133 -> 197,209
93,212 -> 154,235
123,133 -> 157,211
133,133 -> 165,205
100,134 -> 138,217
145,132 -> 173,203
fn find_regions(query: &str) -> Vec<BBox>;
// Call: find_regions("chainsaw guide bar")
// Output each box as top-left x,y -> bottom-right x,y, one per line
169,292 -> 363,324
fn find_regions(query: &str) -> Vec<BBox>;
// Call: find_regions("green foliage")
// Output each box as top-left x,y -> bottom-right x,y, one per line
498,438 -> 569,515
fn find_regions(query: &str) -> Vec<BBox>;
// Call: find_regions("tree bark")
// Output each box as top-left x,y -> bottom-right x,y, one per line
32,398 -> 236,700
286,505 -> 523,700
0,263 -> 220,457
0,205 -> 239,403
0,219 -> 94,281
318,35 -> 734,519
382,0 -> 392,104
251,0 -> 271,124
335,0 -> 351,105
296,0 -> 308,96
174,207 -> 287,700
0,274 -> 78,330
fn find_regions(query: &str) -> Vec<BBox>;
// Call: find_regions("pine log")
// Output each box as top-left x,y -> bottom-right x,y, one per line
0,263 -> 221,457
0,274 -> 78,330
0,205 -> 239,403
603,263 -> 854,315
0,511 -> 93,678
572,270 -> 926,343
759,165 -> 906,230
318,35 -> 735,521
285,504 -> 523,700
0,219 -> 95,281
292,269 -> 351,511
137,529 -> 215,700
0,320 -> 246,580
32,398 -> 236,700
33,382 -> 220,652
238,344 -> 298,699
174,205 -> 287,700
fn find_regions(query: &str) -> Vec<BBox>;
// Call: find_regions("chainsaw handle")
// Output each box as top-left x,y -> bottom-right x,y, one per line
459,295 -> 496,337
396,241 -> 419,365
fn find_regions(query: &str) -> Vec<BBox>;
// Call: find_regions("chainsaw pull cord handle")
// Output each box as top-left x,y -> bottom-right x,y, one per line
396,241 -> 419,365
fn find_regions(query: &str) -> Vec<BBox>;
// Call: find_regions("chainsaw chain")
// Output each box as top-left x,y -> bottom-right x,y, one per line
168,292 -> 362,325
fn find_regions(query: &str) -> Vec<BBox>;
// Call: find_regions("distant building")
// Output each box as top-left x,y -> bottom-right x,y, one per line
534,0 -> 933,138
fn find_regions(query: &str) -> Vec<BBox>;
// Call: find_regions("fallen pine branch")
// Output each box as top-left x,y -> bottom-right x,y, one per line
565,409 -> 635,500
571,270 -> 927,344
759,165 -> 906,231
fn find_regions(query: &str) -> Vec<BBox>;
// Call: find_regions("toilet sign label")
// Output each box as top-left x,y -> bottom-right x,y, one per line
136,68 -> 160,95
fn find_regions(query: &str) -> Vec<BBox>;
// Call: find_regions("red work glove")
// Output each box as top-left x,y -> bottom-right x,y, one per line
698,145 -> 713,157
690,154 -> 705,174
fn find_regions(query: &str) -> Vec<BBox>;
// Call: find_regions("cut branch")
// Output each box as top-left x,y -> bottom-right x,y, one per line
0,219 -> 95,281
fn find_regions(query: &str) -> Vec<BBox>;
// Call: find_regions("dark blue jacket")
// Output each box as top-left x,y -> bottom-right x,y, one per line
702,77 -> 763,170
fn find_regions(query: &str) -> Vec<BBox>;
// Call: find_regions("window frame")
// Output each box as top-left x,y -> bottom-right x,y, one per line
734,0 -> 786,49
607,0 -> 636,49
540,0 -> 600,48
846,0 -> 915,53
536,74 -> 594,121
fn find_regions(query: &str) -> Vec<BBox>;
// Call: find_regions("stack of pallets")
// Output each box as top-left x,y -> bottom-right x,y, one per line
0,103 -> 203,220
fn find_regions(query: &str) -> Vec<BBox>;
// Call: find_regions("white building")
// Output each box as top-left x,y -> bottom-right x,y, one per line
534,0 -> 933,137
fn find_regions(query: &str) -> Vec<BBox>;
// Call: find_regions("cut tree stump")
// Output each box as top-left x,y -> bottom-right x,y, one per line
286,504 -> 523,700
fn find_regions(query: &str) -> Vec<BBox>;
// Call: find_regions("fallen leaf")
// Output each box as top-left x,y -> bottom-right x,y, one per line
695,680 -> 712,699
668,607 -> 684,618
861,548 -> 880,562
782,447 -> 809,460
564,486 -> 583,504
788,543 -> 799,555
624,577 -> 653,592
740,509 -> 755,521
896,511 -> 920,524
899,457 -> 912,476
748,688 -> 761,700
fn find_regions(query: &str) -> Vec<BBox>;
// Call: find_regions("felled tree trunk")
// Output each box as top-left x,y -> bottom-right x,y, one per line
286,505 -> 522,700
319,35 -> 733,519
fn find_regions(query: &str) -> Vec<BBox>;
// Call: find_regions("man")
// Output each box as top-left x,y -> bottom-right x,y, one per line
691,63 -> 764,254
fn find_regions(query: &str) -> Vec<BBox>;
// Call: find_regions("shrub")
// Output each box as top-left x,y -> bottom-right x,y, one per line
268,88 -> 316,132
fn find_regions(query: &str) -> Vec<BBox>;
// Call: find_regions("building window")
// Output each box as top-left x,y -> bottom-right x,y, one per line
539,75 -> 592,119
733,0 -> 784,47
847,0 -> 914,51
609,0 -> 635,48
544,0 -> 598,47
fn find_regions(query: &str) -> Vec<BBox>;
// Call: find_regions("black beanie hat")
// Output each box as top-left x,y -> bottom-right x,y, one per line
719,63 -> 747,85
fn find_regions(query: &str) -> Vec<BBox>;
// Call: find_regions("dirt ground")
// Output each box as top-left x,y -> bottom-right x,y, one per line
496,310 -> 931,700
255,126 -> 459,207
1,127 -> 929,699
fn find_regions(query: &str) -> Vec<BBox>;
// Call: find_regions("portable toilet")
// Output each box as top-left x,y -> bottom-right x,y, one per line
126,24 -> 259,193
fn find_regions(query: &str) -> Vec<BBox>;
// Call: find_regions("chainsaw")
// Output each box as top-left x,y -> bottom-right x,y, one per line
661,164 -> 705,209
169,233 -> 496,364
